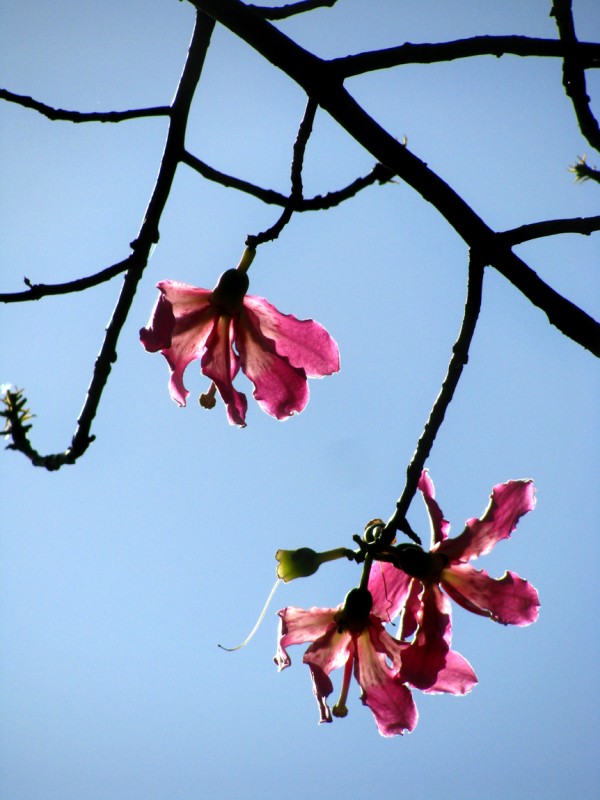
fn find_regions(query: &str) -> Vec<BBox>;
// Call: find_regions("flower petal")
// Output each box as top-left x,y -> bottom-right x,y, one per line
441,563 -> 540,626
303,625 -> 353,725
140,281 -> 217,406
418,470 -> 451,545
368,561 -> 413,621
400,584 -> 451,690
202,316 -> 247,426
440,480 -> 535,562
355,627 -> 418,736
243,295 -> 340,377
236,308 -> 309,420
400,579 -> 423,640
273,606 -> 338,671
424,648 -> 478,695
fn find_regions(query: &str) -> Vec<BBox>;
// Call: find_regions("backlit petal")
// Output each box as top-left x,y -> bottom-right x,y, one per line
418,470 -> 451,545
274,606 -> 338,671
441,563 -> 540,626
400,584 -> 451,690
368,561 -> 413,621
440,480 -> 535,562
236,309 -> 309,419
202,316 -> 247,426
243,295 -> 339,377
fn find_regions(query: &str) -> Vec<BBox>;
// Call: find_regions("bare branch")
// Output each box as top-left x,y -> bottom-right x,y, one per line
5,10 -> 216,469
249,0 -> 338,20
0,88 -> 170,123
246,97 -> 317,247
570,156 -> 600,184
183,149 -> 393,208
500,214 -> 600,246
551,0 -> 600,153
192,0 -> 600,357
332,36 -> 600,78
383,255 -> 485,542
0,257 -> 133,303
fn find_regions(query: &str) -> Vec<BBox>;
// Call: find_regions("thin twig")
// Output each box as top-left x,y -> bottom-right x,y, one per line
499,214 -> 600,245
4,11 -> 216,469
0,258 -> 133,303
246,97 -> 317,247
249,0 -> 338,20
383,255 -> 485,543
0,88 -> 170,123
332,36 -> 600,78
551,0 -> 600,153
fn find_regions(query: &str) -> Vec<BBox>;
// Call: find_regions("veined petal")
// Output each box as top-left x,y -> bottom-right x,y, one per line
140,281 -> 217,406
441,563 -> 540,626
303,625 -> 353,724
368,561 -> 413,621
236,309 -> 309,420
274,606 -> 337,671
424,648 -> 478,695
355,627 -> 418,736
400,579 -> 423,640
440,480 -> 536,562
400,584 -> 451,690
201,316 -> 247,426
243,295 -> 340,377
418,470 -> 451,545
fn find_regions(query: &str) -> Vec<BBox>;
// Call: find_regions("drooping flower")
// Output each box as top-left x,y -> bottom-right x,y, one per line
140,267 -> 339,427
274,587 -> 418,737
369,471 -> 539,693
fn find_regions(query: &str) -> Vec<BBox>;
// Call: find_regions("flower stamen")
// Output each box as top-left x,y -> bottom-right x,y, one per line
199,382 -> 217,409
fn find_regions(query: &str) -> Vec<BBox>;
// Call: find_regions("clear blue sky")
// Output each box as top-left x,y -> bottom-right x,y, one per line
1,2 -> 599,798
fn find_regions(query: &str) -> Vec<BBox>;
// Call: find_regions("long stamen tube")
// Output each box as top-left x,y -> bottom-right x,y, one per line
218,578 -> 281,652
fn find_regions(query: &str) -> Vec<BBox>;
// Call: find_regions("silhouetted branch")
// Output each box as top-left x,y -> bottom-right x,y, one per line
4,10 -> 216,469
551,0 -> 600,153
247,97 -> 317,247
192,0 -> 600,357
500,214 -> 600,245
383,255 -> 485,542
183,149 -> 393,208
249,0 -> 337,20
0,88 -> 170,123
332,36 -> 600,78
0,257 -> 133,303
570,156 -> 600,184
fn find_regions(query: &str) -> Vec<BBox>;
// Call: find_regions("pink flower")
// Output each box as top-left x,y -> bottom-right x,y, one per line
369,471 -> 539,693
274,587 -> 418,737
140,268 -> 339,426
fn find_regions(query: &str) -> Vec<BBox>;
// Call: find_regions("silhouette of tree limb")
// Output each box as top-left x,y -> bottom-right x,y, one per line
249,0 -> 338,20
0,88 -> 170,123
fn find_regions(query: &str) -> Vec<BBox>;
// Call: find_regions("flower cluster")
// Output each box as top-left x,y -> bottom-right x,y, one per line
140,265 -> 339,427
275,471 -> 539,736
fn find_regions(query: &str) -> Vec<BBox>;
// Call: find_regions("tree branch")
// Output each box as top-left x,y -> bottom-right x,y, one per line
5,10 -> 216,469
0,88 -> 170,123
249,0 -> 338,20
551,0 -> 600,153
191,0 -> 600,357
499,214 -> 600,245
383,255 -> 485,541
332,36 -> 600,78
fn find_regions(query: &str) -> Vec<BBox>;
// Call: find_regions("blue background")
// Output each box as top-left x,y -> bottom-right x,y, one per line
1,2 -> 599,798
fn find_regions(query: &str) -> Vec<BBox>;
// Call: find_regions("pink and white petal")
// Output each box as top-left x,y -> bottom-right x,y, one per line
274,606 -> 337,670
440,480 -> 536,562
302,625 -> 352,677
418,470 -> 451,545
140,292 -> 177,352
441,563 -> 540,626
162,308 -> 218,406
156,280 -> 213,314
355,629 -> 418,736
243,296 -> 340,377
201,316 -> 247,426
368,561 -> 413,621
369,618 -> 409,672
423,649 -> 478,695
400,584 -> 452,690
236,313 -> 309,420
400,579 -> 423,640
306,663 -> 334,724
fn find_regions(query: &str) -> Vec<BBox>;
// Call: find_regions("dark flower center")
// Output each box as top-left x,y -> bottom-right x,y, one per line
392,544 -> 448,583
210,268 -> 249,315
334,587 -> 373,635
